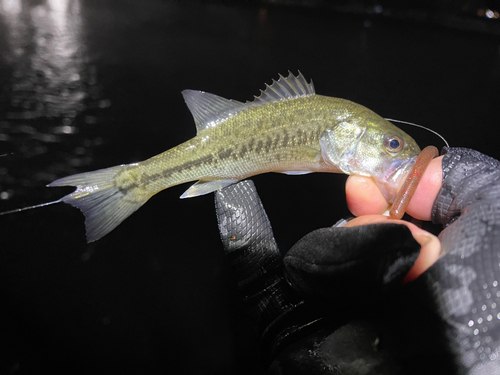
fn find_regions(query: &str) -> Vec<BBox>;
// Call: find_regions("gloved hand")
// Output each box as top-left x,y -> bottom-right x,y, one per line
424,148 -> 500,375
214,147 -> 500,374
215,181 -> 440,374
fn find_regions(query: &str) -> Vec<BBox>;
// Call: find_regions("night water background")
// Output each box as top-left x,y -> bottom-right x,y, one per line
0,1 -> 499,374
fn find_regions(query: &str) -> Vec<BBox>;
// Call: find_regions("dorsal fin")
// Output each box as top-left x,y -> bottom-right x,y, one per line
251,71 -> 315,105
182,71 -> 314,133
182,90 -> 247,133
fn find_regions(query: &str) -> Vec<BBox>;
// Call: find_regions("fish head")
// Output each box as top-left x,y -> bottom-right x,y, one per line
370,129 -> 421,203
321,117 -> 420,203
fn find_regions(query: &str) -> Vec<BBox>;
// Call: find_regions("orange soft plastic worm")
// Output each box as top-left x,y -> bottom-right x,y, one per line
389,145 -> 439,219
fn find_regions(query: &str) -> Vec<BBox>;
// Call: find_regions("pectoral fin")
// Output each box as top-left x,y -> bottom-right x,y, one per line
281,171 -> 313,175
180,179 -> 239,199
280,147 -> 321,175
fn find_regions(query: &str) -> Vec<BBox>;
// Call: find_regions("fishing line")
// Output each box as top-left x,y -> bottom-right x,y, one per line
0,199 -> 63,216
385,118 -> 449,148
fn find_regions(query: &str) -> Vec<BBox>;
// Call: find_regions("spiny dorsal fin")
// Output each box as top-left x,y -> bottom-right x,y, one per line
251,71 -> 315,105
182,90 -> 247,133
182,71 -> 314,133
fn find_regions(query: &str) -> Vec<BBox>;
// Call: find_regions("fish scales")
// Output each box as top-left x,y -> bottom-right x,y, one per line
43,72 -> 420,242
130,96 -> 333,194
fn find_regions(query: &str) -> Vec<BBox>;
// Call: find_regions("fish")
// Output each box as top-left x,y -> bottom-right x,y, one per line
21,72 -> 421,242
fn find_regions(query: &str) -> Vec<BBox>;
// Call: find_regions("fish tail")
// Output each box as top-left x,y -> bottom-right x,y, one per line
48,164 -> 152,243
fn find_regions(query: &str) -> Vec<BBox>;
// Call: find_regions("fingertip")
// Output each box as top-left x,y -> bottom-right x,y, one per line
346,175 -> 389,216
402,230 -> 441,283
344,216 -> 441,283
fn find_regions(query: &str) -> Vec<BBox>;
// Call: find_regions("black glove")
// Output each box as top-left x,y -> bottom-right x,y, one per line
215,182 -> 424,374
215,147 -> 500,374
422,147 -> 500,374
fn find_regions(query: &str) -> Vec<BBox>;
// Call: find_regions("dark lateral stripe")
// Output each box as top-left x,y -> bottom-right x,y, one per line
117,154 -> 217,194
117,126 -> 325,195
218,148 -> 234,160
158,154 -> 215,181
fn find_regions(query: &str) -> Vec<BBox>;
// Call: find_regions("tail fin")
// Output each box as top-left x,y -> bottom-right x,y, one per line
48,165 -> 151,243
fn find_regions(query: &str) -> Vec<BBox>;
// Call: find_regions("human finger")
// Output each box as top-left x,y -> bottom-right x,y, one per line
345,156 -> 444,221
344,215 -> 441,283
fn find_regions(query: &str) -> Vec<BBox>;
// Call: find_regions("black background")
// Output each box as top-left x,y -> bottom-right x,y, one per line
0,1 -> 499,373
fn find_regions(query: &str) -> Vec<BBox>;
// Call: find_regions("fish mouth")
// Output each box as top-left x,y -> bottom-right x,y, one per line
377,156 -> 418,203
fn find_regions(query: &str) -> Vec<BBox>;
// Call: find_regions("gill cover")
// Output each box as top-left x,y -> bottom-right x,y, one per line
320,122 -> 365,175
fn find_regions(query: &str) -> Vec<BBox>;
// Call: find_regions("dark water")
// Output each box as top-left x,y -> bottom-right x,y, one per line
0,1 -> 499,374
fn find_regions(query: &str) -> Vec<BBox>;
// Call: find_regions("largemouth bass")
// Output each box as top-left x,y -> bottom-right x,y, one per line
45,72 -> 420,242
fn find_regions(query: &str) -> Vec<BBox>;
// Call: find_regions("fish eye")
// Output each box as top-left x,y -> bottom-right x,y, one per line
384,135 -> 404,153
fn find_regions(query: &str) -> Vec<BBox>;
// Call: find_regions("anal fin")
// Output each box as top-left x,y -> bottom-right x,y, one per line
180,179 -> 239,199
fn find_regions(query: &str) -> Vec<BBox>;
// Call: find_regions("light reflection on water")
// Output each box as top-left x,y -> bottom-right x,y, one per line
0,0 -> 109,201
2,0 -> 87,120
